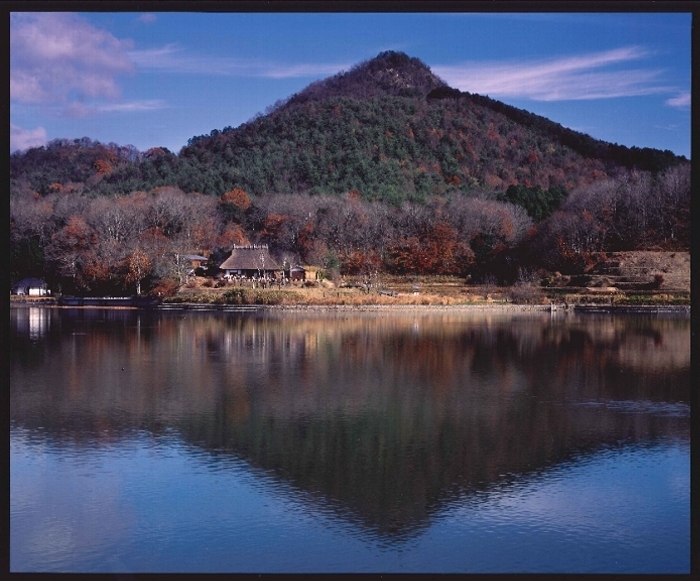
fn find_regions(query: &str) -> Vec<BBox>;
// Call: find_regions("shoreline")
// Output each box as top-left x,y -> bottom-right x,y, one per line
155,303 -> 693,316
9,298 -> 690,316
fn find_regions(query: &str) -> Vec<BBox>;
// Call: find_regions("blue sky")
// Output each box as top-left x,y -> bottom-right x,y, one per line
10,11 -> 691,158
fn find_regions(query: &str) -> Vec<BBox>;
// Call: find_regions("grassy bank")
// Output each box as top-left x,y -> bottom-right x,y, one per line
165,276 -> 690,307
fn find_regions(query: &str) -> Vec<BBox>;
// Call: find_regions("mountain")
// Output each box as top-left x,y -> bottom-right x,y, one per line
10,51 -> 690,293
11,51 -> 687,203
283,50 -> 447,104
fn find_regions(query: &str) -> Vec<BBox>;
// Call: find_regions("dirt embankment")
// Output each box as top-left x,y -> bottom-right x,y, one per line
549,251 -> 689,294
601,251 -> 690,291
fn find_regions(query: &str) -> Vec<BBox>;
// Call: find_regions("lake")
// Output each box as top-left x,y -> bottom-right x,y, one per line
10,306 -> 690,573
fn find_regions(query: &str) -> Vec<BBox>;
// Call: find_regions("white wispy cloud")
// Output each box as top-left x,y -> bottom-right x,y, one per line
10,13 -> 171,122
11,123 -> 48,152
259,63 -> 353,79
10,13 -> 134,105
654,124 -> 680,131
61,99 -> 168,118
433,47 -> 673,101
98,99 -> 167,112
128,43 -> 349,78
136,13 -> 157,25
665,92 -> 690,108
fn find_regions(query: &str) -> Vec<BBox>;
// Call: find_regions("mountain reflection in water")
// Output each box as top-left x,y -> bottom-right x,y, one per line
10,308 -> 690,542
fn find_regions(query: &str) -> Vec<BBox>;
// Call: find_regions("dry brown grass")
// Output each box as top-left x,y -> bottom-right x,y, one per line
169,254 -> 690,307
172,276 -> 512,306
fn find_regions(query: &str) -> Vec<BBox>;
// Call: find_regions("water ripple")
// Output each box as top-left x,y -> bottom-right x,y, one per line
571,399 -> 689,417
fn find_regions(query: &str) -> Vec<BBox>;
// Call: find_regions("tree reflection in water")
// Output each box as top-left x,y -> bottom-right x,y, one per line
10,308 -> 690,540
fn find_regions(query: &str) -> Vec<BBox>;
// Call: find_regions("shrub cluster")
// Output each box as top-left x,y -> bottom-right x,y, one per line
220,289 -> 294,305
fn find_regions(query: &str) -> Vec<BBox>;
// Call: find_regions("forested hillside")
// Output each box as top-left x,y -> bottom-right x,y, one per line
11,51 -> 686,201
10,51 -> 690,295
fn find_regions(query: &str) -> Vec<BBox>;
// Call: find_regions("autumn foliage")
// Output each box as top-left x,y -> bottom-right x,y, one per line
8,49 -> 690,294
389,222 -> 473,275
219,188 -> 251,211
11,158 -> 690,295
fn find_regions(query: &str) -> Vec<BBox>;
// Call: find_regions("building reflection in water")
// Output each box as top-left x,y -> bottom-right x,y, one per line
13,307 -> 51,340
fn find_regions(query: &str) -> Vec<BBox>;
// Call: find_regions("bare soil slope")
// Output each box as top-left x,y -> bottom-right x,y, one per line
590,251 -> 690,292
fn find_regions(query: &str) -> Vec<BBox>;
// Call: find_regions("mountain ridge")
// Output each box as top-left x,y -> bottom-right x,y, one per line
11,50 -> 687,202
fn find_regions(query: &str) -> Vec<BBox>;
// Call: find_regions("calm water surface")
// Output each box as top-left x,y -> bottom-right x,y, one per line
10,307 -> 690,573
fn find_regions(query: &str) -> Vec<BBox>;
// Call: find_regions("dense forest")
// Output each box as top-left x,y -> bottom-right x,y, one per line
10,51 -> 690,296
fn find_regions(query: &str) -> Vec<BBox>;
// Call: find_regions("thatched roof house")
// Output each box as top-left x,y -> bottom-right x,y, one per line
219,245 -> 280,277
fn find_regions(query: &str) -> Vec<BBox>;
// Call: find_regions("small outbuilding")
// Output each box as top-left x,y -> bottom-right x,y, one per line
181,254 -> 210,276
219,245 -> 280,278
182,254 -> 209,268
12,277 -> 51,296
289,266 -> 306,281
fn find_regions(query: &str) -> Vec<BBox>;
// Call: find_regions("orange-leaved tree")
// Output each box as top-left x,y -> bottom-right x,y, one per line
218,188 -> 251,224
125,248 -> 152,295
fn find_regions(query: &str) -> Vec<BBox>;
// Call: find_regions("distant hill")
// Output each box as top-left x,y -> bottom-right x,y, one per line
10,51 -> 687,202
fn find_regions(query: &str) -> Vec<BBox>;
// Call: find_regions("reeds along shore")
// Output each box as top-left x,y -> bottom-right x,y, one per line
150,303 -> 692,315
10,295 -> 690,317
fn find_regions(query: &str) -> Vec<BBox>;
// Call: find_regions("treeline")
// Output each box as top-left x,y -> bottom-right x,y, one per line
10,49 -> 688,210
528,164 -> 690,273
465,93 -> 685,174
10,95 -> 612,203
10,163 -> 689,295
10,137 -> 144,196
13,96 -> 686,207
177,93 -> 611,201
13,91 -> 685,208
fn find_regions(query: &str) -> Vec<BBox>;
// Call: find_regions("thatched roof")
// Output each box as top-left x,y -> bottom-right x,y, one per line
219,245 -> 280,271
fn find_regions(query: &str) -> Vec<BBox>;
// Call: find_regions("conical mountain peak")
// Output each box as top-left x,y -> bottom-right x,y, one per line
285,51 -> 448,106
